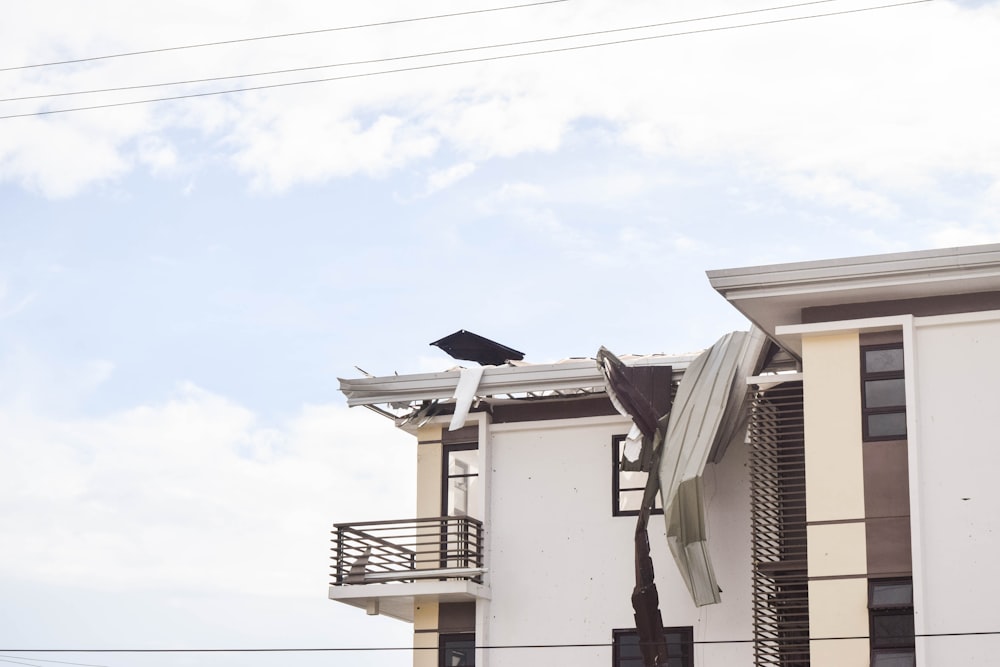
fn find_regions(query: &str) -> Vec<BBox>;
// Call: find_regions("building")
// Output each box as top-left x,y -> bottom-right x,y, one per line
331,243 -> 1000,667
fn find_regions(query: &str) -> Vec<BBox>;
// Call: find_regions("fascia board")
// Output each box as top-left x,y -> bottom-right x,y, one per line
340,357 -> 697,408
707,243 -> 1000,300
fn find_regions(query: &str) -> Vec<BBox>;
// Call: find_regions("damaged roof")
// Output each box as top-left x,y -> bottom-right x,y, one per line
430,330 -> 525,366
339,354 -> 697,410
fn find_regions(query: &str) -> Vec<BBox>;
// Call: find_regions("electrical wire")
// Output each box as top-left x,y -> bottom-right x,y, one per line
1,0 -> 852,104
0,659 -> 52,667
0,0 -> 571,73
2,630 -> 1000,653
0,657 -> 108,667
0,0 -> 935,122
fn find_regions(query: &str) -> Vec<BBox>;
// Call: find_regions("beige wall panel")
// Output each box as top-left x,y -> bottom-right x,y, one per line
802,332 -> 865,522
413,630 -> 438,667
809,638 -> 869,667
807,523 -> 867,578
414,600 -> 439,630
413,600 -> 439,667
809,578 -> 868,635
416,425 -> 442,519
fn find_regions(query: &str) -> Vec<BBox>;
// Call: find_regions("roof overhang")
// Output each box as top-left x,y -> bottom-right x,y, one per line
339,355 -> 697,411
707,243 -> 1000,359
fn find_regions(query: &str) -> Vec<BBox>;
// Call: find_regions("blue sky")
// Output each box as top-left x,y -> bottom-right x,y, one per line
2,0 -> 1000,665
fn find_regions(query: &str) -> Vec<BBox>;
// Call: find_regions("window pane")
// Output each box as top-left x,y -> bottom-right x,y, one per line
449,449 -> 479,476
617,634 -> 642,659
446,475 -> 480,517
866,378 -> 906,408
871,581 -> 913,607
440,635 -> 475,667
872,649 -> 915,667
865,348 -> 904,373
868,412 -> 907,438
620,469 -> 648,493
446,448 -> 480,518
872,613 -> 915,648
619,489 -> 645,513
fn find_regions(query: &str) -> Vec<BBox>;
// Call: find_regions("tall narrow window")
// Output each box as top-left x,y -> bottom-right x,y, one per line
869,578 -> 915,666
443,442 -> 480,518
612,627 -> 693,667
861,343 -> 907,440
613,434 -> 663,516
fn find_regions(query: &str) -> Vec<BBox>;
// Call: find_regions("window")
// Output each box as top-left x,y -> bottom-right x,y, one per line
442,442 -> 480,518
439,633 -> 475,667
869,579 -> 915,667
613,627 -> 693,667
613,434 -> 663,516
861,344 -> 907,440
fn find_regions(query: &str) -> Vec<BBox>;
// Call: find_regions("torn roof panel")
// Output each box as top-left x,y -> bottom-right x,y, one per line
658,329 -> 767,607
430,330 -> 525,366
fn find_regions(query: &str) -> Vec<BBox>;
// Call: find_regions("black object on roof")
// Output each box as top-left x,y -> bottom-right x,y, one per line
430,330 -> 525,366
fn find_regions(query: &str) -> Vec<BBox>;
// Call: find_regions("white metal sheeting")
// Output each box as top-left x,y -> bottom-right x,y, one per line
658,328 -> 768,606
338,355 -> 695,408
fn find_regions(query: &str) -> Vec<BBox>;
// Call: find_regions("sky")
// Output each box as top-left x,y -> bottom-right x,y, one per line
1,0 -> 999,665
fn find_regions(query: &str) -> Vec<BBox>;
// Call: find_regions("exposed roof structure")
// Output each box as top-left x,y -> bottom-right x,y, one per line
339,354 -> 698,413
707,243 -> 1000,358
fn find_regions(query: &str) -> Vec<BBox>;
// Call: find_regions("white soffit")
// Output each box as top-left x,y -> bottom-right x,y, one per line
707,243 -> 1000,358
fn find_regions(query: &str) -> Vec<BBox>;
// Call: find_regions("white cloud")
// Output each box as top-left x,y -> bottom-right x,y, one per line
0,383 -> 414,597
2,0 -> 1000,211
927,223 -> 1000,248
425,161 -> 476,195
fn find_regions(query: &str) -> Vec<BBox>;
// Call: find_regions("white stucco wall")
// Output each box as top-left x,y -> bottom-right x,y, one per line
482,415 -> 752,666
911,311 -> 1000,664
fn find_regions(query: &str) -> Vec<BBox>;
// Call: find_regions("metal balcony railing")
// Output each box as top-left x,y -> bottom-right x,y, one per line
331,516 -> 484,586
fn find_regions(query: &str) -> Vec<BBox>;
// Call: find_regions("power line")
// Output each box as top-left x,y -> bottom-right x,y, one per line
0,659 -> 52,667
0,0 -> 571,73
0,657 -> 108,667
0,0 -> 935,122
3,630 -> 999,653
1,0 -> 851,104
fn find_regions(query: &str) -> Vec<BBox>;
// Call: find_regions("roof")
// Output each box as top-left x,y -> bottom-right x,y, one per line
707,243 -> 1000,358
339,354 -> 698,411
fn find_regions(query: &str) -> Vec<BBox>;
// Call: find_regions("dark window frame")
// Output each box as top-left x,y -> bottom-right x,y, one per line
861,343 -> 907,441
869,578 -> 915,666
442,441 -> 479,518
612,627 -> 694,667
439,632 -> 475,667
612,434 -> 664,517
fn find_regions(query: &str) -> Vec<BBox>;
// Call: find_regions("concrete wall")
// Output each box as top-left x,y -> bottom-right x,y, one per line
911,311 -> 1000,664
483,415 -> 753,666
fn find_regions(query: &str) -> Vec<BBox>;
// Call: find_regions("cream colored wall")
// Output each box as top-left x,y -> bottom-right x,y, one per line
413,602 -> 439,667
806,523 -> 867,578
808,579 -> 870,666
416,425 -> 442,519
413,427 -> 442,667
803,332 -> 865,523
801,332 -> 869,666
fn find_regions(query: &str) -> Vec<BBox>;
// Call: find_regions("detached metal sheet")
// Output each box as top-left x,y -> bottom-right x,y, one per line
658,328 -> 768,606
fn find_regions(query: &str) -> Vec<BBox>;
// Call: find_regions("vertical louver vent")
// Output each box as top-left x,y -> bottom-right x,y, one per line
749,381 -> 810,666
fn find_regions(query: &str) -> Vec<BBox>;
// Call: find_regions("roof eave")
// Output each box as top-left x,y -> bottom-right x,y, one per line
707,243 -> 1000,358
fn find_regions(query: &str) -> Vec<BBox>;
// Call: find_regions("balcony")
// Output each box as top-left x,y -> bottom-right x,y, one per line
329,516 -> 489,622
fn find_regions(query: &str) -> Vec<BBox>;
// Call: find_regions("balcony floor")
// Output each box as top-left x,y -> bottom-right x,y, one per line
329,578 -> 490,622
